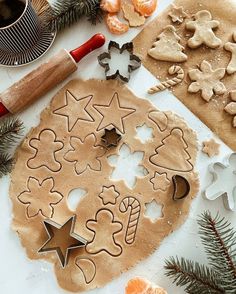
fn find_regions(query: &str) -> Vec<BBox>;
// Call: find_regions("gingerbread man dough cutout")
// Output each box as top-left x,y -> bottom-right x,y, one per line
186,10 -> 222,49
224,32 -> 236,75
86,209 -> 123,256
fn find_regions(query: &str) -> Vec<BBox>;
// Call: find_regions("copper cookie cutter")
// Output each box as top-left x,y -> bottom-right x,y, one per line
98,41 -> 141,83
101,128 -> 122,148
172,175 -> 190,201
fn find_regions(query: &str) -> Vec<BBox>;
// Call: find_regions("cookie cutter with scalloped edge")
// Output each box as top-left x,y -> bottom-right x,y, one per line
204,153 -> 236,212
97,41 -> 141,83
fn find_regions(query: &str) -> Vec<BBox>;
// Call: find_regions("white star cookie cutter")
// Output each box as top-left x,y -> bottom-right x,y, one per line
205,153 -> 236,212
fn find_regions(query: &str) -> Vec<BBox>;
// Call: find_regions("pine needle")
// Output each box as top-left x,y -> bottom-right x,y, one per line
0,117 -> 24,153
0,153 -> 14,178
165,257 -> 224,294
198,211 -> 236,292
45,0 -> 102,32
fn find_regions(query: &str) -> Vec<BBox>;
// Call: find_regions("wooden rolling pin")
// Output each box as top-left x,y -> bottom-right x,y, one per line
0,33 -> 106,117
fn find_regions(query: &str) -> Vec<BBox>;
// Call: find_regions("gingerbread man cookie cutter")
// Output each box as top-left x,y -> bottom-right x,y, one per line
204,153 -> 236,212
97,41 -> 141,82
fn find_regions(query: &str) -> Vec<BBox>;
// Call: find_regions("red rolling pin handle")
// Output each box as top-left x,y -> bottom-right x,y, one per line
70,33 -> 106,63
0,33 -> 106,118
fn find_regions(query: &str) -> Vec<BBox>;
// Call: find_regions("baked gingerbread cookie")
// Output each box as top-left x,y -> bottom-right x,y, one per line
10,79 -> 199,292
133,0 -> 236,151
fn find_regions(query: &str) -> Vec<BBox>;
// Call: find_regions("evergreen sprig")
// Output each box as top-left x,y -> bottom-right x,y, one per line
165,211 -> 236,294
45,0 -> 102,32
0,117 -> 24,177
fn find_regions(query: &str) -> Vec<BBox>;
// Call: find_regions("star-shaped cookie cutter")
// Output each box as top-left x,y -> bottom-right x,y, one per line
98,41 -> 141,83
38,216 -> 87,268
205,153 -> 236,212
101,128 -> 122,148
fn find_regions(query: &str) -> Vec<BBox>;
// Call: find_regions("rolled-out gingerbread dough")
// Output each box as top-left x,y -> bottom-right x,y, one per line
10,79 -> 199,292
133,0 -> 236,151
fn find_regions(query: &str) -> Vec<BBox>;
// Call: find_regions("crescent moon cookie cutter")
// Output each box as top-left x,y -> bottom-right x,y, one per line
204,153 -> 236,212
97,41 -> 141,83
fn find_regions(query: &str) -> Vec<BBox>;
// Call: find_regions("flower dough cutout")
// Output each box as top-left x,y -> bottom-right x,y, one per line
93,92 -> 135,134
53,90 -> 94,132
27,129 -> 64,172
188,60 -> 226,102
99,185 -> 120,205
168,5 -> 188,24
202,139 -> 220,158
224,90 -> 236,127
86,209 -> 123,256
185,10 -> 222,49
224,32 -> 236,75
64,133 -> 105,175
148,25 -> 187,62
150,172 -> 170,191
18,177 -> 63,218
205,153 -> 236,212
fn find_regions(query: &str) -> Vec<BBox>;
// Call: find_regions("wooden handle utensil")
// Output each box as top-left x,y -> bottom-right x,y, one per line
0,33 -> 106,116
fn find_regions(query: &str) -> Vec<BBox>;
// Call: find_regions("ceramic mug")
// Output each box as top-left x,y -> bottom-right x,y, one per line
0,0 -> 41,54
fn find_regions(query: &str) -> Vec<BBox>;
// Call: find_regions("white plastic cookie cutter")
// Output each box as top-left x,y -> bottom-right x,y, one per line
205,153 -> 236,212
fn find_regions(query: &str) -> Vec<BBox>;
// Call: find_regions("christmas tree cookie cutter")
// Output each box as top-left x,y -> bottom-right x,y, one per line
97,41 -> 141,82
204,153 -> 236,212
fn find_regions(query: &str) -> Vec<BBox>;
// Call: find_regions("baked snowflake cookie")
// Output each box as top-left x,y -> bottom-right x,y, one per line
10,79 -> 199,292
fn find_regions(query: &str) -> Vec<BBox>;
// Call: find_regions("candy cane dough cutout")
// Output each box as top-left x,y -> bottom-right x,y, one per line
148,65 -> 184,94
119,197 -> 141,244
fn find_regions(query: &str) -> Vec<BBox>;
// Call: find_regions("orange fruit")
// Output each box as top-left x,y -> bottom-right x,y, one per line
100,0 -> 121,13
125,278 -> 168,294
132,0 -> 158,17
105,13 -> 129,35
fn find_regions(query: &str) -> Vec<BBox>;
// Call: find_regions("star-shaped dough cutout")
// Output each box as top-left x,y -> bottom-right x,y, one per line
150,172 -> 171,191
99,186 -> 120,205
93,93 -> 135,134
38,216 -> 87,268
202,139 -> 220,158
168,5 -> 188,23
101,128 -> 122,148
53,90 -> 94,132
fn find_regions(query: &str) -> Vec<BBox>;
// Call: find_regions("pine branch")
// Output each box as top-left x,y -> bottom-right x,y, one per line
198,211 -> 236,292
165,257 -> 224,294
0,117 -> 24,153
0,153 -> 14,177
45,0 -> 102,32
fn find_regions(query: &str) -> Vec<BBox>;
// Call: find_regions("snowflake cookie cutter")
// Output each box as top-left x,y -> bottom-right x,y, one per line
204,153 -> 236,212
97,41 -> 141,83
38,216 -> 87,268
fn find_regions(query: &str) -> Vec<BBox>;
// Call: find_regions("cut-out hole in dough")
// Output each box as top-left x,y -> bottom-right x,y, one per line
144,200 -> 163,222
136,124 -> 153,144
108,144 -> 148,189
67,188 -> 87,211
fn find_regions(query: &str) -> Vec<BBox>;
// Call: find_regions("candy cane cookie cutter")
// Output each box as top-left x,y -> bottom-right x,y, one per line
119,197 -> 141,244
148,65 -> 184,94
98,41 -> 141,83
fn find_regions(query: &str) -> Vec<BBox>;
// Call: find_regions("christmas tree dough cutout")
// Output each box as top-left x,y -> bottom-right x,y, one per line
148,25 -> 187,62
150,128 -> 193,172
186,10 -> 222,49
10,79 -> 199,293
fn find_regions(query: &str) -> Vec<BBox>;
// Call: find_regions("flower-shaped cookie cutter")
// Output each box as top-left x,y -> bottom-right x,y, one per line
97,41 -> 141,83
204,153 -> 236,212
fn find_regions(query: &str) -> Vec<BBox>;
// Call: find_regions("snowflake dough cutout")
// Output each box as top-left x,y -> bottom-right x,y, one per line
224,32 -> 236,75
186,10 -> 222,49
205,153 -> 236,212
18,177 -> 63,218
168,5 -> 188,24
225,90 -> 236,127
188,60 -> 226,102
202,139 -> 220,158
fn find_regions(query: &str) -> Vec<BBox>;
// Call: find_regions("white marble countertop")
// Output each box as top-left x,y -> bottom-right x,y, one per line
0,0 -> 235,293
